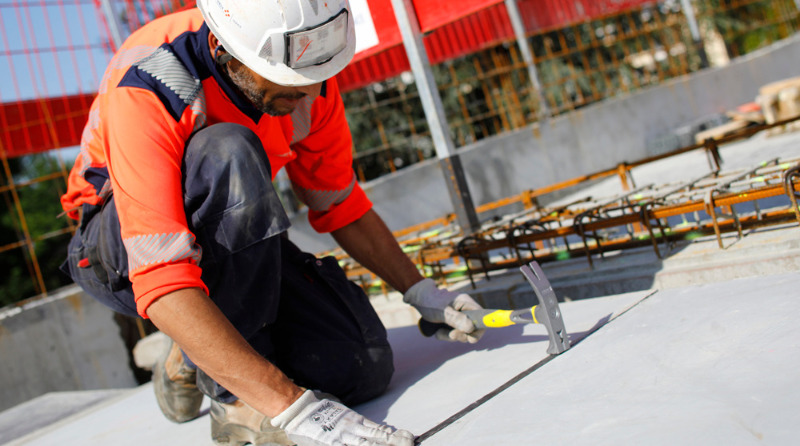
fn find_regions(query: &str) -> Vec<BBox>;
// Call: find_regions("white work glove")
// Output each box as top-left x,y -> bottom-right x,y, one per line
403,278 -> 485,343
271,390 -> 415,446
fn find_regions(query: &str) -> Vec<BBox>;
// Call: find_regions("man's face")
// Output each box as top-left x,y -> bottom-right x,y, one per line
226,60 -> 322,117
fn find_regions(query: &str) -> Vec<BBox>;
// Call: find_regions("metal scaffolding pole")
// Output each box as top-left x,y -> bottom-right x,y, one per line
680,0 -> 709,68
390,0 -> 481,233
504,0 -> 550,120
99,0 -> 125,51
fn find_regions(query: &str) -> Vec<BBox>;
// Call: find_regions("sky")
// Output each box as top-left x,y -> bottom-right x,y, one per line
0,0 -> 116,103
0,0 -> 381,104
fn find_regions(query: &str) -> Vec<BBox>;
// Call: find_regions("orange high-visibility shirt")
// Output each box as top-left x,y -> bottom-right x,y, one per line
61,9 -> 371,317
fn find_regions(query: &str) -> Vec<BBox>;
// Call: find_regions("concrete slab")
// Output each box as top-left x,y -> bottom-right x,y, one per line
9,271 -> 800,445
421,272 -> 800,445
0,390 -> 124,444
14,272 -> 800,445
6,384 -> 212,445
6,290 -> 649,445
356,290 -> 652,434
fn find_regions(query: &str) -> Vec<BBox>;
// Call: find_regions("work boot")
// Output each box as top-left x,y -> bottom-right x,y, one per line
210,399 -> 292,446
152,338 -> 204,423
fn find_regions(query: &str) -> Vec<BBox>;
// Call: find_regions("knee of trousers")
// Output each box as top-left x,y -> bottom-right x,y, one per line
341,344 -> 395,406
282,342 -> 395,407
183,123 -> 290,263
184,123 -> 277,204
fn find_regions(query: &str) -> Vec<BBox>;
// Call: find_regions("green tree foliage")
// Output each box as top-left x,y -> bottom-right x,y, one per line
695,0 -> 798,56
343,77 -> 432,181
0,154 -> 74,307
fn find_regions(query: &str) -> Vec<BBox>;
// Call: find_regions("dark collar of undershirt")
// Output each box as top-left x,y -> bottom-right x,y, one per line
195,24 -> 264,123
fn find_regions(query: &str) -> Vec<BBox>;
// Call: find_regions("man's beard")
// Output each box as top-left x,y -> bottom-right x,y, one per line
227,66 -> 304,117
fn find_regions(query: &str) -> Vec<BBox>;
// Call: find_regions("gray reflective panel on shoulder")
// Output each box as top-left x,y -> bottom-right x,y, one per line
136,47 -> 202,105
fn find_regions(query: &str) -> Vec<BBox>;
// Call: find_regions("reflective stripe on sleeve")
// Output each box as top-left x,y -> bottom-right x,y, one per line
123,232 -> 203,272
291,173 -> 356,212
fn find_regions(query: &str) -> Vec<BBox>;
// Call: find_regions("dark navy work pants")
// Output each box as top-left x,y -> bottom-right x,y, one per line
61,123 -> 393,406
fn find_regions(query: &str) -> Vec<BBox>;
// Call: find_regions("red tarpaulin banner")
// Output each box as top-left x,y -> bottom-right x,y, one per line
339,0 -> 656,91
518,0 -> 659,31
349,0 -> 506,63
1,94 -> 95,158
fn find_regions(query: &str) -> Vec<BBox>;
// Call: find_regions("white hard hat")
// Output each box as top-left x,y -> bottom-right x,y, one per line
197,0 -> 356,86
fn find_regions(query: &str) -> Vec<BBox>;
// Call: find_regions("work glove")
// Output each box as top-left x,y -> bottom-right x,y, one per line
271,389 -> 415,446
403,278 -> 485,343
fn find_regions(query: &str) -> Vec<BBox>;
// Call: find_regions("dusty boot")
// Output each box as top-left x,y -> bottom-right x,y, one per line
152,339 -> 204,423
211,399 -> 292,446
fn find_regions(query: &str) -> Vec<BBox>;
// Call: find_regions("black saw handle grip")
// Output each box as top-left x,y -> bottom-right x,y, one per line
418,319 -> 451,337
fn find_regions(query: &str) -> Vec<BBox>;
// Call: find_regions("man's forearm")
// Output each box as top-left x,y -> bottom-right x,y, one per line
331,209 -> 423,293
146,287 -> 304,417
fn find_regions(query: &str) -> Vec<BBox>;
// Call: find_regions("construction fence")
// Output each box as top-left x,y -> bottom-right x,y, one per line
1,0 -> 799,304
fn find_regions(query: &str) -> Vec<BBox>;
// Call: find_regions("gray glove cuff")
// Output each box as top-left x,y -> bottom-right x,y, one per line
403,278 -> 436,305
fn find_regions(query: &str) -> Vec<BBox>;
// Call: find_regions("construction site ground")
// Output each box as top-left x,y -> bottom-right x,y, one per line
2,129 -> 800,445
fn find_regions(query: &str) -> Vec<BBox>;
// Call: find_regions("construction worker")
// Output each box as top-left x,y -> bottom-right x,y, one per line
59,0 -> 484,445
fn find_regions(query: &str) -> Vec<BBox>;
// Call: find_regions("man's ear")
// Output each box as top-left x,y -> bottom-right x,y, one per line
208,31 -> 220,52
208,31 -> 233,64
